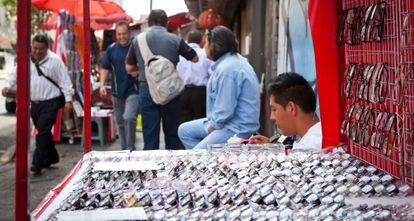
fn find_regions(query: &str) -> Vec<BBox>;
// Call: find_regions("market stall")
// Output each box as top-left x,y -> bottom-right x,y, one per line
12,0 -> 414,220
32,147 -> 414,220
310,0 -> 414,187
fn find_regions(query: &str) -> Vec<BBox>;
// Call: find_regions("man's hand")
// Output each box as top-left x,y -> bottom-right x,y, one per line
128,71 -> 139,78
191,55 -> 199,63
99,86 -> 107,96
2,87 -> 10,97
126,64 -> 139,77
208,126 -> 215,134
250,135 -> 270,144
64,102 -> 73,111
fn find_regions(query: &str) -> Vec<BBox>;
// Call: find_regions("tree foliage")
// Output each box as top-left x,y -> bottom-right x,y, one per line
1,0 -> 53,34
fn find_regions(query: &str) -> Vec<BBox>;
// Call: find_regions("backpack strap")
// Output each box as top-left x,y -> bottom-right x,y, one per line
137,32 -> 154,63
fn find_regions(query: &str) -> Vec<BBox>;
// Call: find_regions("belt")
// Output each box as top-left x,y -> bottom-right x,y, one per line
31,96 -> 60,104
185,84 -> 206,88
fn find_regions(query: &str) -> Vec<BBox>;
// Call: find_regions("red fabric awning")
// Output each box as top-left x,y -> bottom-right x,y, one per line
40,12 -> 133,30
308,0 -> 344,148
168,12 -> 195,30
32,0 -> 126,17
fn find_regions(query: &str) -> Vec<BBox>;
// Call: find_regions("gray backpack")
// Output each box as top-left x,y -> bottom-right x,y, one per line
137,32 -> 184,105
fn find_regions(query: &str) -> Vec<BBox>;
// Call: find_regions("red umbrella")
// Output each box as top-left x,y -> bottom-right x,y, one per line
168,12 -> 195,30
32,0 -> 126,17
40,12 -> 133,30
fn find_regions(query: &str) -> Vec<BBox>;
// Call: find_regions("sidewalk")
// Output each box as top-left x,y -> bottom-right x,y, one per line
0,131 -> 165,221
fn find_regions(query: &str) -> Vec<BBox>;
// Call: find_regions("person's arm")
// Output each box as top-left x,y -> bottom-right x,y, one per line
250,135 -> 270,144
53,59 -> 73,103
126,64 -> 139,77
99,68 -> 109,96
52,58 -> 73,110
2,66 -> 17,96
125,40 -> 140,77
208,73 -> 239,132
178,39 -> 198,62
99,48 -> 113,96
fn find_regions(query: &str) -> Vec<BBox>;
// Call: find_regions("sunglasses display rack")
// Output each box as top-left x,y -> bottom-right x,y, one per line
401,1 -> 414,189
338,0 -> 414,187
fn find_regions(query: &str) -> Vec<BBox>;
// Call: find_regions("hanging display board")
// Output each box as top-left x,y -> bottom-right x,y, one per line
336,0 -> 414,187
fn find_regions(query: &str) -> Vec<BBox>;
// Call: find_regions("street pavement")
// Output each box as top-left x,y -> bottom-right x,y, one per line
0,79 -> 17,155
0,77 -> 168,220
0,126 -> 149,221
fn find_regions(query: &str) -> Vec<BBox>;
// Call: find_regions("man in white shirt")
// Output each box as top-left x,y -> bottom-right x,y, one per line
2,34 -> 73,174
176,30 -> 212,123
251,72 -> 322,151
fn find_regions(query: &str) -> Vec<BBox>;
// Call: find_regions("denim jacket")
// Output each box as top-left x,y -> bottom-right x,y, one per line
206,52 -> 260,137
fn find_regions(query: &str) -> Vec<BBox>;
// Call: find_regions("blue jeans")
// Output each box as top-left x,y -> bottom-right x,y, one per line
139,84 -> 182,150
178,118 -> 236,149
113,94 -> 140,150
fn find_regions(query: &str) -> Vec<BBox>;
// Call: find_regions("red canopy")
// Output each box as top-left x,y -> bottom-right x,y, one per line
41,12 -> 133,30
168,12 -> 195,30
32,0 -> 126,17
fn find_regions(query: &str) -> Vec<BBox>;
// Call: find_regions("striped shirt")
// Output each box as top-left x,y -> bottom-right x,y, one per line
6,50 -> 72,102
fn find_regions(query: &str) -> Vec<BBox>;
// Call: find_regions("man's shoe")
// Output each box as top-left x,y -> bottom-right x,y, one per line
42,162 -> 51,168
30,165 -> 42,175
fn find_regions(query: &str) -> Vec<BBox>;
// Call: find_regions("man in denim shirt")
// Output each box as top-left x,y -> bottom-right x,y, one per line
100,22 -> 139,150
178,26 -> 260,149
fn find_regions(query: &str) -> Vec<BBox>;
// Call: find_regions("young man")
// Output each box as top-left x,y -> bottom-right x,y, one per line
125,9 -> 198,150
177,30 -> 212,123
100,22 -> 139,151
2,34 -> 73,174
251,72 -> 322,151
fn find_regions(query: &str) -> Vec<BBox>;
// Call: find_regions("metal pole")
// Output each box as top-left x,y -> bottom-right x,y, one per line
150,0 -> 153,11
83,0 -> 91,153
15,0 -> 31,220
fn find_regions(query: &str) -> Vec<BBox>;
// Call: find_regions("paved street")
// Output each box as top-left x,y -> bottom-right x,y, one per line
0,77 -> 158,220
0,136 -> 125,221
0,79 -> 17,154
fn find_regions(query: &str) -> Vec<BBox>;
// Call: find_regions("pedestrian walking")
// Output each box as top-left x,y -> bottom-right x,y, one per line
100,21 -> 139,151
126,9 -> 198,150
2,34 -> 73,174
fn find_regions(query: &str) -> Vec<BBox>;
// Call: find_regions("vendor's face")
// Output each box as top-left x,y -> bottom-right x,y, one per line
31,41 -> 48,63
116,25 -> 130,46
269,95 -> 295,136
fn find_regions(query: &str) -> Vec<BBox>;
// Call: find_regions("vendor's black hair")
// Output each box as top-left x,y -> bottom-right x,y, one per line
187,30 -> 202,45
268,72 -> 316,113
148,9 -> 168,27
32,34 -> 49,48
206,26 -> 238,61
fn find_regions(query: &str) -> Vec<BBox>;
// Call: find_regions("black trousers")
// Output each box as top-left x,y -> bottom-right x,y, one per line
180,85 -> 207,123
30,97 -> 60,168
